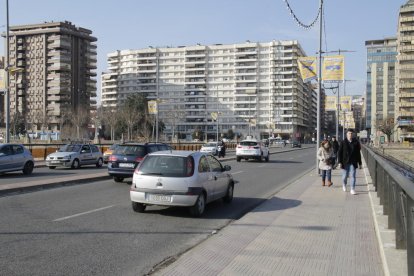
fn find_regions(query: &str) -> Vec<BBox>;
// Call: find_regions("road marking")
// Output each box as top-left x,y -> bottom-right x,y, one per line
232,171 -> 243,175
258,164 -> 266,167
53,205 -> 115,222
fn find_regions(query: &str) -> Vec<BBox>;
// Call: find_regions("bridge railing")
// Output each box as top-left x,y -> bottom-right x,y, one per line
362,145 -> 414,276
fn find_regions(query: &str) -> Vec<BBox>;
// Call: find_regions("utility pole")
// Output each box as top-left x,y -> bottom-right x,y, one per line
5,0 -> 10,143
316,0 -> 323,174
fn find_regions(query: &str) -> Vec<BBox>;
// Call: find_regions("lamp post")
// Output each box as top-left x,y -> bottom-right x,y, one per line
5,0 -> 10,143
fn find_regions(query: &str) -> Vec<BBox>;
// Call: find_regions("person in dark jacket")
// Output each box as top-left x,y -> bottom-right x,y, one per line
330,136 -> 340,168
337,129 -> 362,195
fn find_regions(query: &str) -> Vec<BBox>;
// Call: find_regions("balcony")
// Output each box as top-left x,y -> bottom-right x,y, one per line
398,54 -> 414,61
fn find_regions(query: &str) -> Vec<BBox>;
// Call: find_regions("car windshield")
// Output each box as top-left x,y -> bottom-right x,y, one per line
109,144 -> 119,150
139,155 -> 189,177
58,144 -> 81,152
240,141 -> 258,146
203,143 -> 217,147
114,145 -> 146,156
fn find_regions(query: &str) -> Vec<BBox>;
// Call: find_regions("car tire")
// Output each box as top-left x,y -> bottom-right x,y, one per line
71,159 -> 80,169
236,157 -> 241,162
114,176 -> 124,183
48,166 -> 56,169
22,161 -> 34,175
189,194 -> 206,217
96,158 -> 103,168
132,202 -> 146,213
223,183 -> 234,203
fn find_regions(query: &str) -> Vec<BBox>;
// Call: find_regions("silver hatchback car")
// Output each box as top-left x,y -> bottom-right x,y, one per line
130,151 -> 234,217
0,143 -> 34,175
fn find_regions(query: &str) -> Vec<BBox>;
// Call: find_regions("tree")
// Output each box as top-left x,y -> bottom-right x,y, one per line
100,106 -> 119,141
120,93 -> 148,141
10,112 -> 25,136
376,117 -> 397,143
68,107 -> 90,139
163,107 -> 186,141
226,129 -> 235,140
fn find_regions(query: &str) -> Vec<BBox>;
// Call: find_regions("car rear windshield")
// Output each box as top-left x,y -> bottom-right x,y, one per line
139,155 -> 193,177
113,145 -> 146,157
240,141 -> 258,146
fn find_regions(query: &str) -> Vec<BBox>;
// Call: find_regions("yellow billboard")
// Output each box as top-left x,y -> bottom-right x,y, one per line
340,96 -> 352,111
0,69 -> 5,91
148,100 -> 158,115
297,57 -> 317,83
322,55 -> 344,82
325,96 -> 337,111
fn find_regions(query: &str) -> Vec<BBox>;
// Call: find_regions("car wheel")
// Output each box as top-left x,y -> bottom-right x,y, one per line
113,176 -> 124,183
48,166 -> 56,169
22,161 -> 34,175
71,159 -> 80,169
96,158 -> 103,168
189,194 -> 206,217
223,183 -> 234,203
132,202 -> 146,213
236,157 -> 241,162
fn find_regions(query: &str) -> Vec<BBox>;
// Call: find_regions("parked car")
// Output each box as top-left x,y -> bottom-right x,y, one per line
199,142 -> 219,156
103,143 -> 119,164
291,140 -> 302,148
236,139 -> 270,162
107,142 -> 171,183
0,143 -> 34,175
130,151 -> 234,217
46,143 -> 103,169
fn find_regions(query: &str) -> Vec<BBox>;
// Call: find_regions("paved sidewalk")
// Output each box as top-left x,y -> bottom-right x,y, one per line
157,168 -> 384,275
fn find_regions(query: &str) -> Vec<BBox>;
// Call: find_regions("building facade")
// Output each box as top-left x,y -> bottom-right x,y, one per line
101,40 -> 317,140
365,38 -> 397,140
4,21 -> 97,132
396,1 -> 414,141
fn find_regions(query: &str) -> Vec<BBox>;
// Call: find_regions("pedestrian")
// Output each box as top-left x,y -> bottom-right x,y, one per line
337,129 -> 362,195
317,140 -> 334,187
220,140 -> 226,158
331,136 -> 339,168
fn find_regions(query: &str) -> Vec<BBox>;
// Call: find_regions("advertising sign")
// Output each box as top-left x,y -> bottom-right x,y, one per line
297,57 -> 317,83
0,69 -> 5,91
148,100 -> 158,115
322,55 -> 344,82
340,96 -> 352,111
325,96 -> 337,111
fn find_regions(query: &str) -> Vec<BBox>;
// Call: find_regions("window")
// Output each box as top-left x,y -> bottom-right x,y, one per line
207,156 -> 223,172
12,145 -> 24,154
198,156 -> 210,172
0,145 -> 13,156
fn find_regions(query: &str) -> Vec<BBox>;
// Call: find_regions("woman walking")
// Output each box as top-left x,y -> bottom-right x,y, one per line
317,140 -> 334,187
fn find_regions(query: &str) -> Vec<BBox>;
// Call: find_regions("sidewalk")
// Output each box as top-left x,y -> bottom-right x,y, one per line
156,167 -> 384,275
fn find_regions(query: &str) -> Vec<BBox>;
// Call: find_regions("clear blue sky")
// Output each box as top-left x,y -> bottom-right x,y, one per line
0,0 -> 407,102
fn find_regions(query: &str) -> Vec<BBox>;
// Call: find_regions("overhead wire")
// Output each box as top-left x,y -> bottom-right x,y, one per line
282,0 -> 322,30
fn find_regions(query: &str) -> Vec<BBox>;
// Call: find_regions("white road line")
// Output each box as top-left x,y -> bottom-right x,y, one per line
232,171 -> 244,175
53,205 -> 115,222
258,164 -> 266,168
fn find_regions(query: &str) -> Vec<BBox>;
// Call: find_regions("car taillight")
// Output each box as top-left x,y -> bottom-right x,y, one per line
108,155 -> 117,162
186,157 -> 194,177
253,146 -> 260,149
135,156 -> 144,163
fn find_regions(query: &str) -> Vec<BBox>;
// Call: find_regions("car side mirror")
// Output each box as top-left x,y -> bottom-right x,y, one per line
81,150 -> 87,153
223,165 -> 231,171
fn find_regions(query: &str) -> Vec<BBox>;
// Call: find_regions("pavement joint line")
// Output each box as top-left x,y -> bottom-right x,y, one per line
53,205 -> 116,222
231,171 -> 243,175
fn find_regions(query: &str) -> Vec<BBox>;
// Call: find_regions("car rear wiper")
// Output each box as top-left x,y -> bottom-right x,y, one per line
141,172 -> 163,176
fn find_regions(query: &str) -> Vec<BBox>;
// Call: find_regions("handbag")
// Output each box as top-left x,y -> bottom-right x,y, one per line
326,157 -> 335,166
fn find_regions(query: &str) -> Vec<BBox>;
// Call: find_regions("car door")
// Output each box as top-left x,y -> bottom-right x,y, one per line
12,145 -> 25,169
79,145 -> 93,164
207,155 -> 228,200
197,155 -> 215,201
90,145 -> 101,162
0,145 -> 13,171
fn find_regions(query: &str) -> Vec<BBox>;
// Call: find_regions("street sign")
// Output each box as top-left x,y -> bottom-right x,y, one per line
148,100 -> 158,115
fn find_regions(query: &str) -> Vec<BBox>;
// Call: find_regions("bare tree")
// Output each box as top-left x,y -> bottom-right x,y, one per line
68,107 -> 90,139
376,117 -> 397,143
100,106 -> 119,141
163,107 -> 186,141
119,105 -> 142,141
33,110 -> 51,133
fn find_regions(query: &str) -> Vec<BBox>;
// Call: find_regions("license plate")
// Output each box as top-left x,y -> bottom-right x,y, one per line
119,163 -> 134,168
51,161 -> 60,164
148,194 -> 172,202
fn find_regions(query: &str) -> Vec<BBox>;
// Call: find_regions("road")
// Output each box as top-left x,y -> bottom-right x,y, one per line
0,146 -> 315,276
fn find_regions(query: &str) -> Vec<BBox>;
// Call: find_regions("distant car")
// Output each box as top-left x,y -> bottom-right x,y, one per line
103,144 -> 119,164
0,143 -> 34,175
236,139 -> 269,162
291,140 -> 301,148
107,142 -> 171,183
200,142 -> 219,156
130,151 -> 234,217
46,143 -> 103,169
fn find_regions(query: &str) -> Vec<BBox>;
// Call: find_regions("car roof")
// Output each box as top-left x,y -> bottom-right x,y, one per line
148,150 -> 201,157
119,142 -> 168,146
240,139 -> 258,142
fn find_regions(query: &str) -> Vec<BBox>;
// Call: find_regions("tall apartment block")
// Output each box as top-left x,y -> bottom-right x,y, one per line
4,21 -> 97,131
396,0 -> 414,140
365,38 -> 397,139
101,40 -> 317,140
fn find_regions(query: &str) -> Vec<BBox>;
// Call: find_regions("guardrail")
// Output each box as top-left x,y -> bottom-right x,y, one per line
362,145 -> 414,276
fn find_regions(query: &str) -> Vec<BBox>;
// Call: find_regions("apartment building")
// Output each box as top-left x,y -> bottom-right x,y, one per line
365,38 -> 397,139
102,40 -> 317,140
4,21 -> 97,131
396,0 -> 414,141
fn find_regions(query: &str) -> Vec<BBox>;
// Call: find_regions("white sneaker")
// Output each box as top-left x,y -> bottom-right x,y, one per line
342,185 -> 346,192
350,189 -> 356,195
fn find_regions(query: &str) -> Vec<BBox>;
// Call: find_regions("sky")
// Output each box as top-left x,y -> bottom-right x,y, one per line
0,0 -> 408,103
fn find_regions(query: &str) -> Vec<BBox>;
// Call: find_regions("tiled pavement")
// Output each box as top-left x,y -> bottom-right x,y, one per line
157,167 -> 384,276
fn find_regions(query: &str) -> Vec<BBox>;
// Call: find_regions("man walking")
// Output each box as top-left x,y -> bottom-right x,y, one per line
337,129 -> 362,195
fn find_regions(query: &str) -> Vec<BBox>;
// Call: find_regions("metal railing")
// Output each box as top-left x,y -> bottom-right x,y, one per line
362,145 -> 414,276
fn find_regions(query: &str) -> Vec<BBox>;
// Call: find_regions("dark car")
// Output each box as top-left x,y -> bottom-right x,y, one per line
107,142 -> 172,183
291,140 -> 301,148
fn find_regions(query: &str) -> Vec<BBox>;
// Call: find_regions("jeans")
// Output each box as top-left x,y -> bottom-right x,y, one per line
321,169 -> 331,182
342,164 -> 356,190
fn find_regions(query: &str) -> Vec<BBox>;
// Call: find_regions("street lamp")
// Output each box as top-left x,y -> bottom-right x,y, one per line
4,0 -> 10,143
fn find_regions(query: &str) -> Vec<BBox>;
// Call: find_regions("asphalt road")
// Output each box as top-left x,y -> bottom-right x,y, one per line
0,146 -> 315,276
